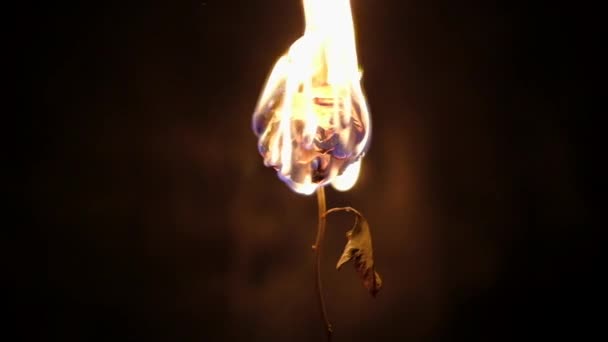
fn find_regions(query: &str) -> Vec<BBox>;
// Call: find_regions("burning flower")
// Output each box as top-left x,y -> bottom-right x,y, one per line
252,0 -> 371,195
250,1 -> 381,340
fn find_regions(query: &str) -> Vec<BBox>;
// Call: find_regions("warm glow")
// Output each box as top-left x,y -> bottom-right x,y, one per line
331,158 -> 362,192
252,0 -> 371,195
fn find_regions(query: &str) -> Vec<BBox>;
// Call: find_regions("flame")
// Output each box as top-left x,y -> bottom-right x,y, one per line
252,0 -> 371,195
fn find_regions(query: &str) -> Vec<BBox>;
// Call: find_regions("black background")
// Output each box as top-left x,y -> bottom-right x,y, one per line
22,0 -> 595,341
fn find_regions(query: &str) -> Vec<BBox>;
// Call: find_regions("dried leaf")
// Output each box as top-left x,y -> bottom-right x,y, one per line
336,212 -> 382,297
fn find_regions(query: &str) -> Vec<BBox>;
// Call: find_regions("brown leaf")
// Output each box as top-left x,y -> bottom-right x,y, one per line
335,212 -> 382,297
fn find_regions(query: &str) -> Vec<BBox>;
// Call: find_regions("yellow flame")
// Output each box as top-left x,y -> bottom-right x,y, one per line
331,158 -> 362,191
252,0 -> 371,194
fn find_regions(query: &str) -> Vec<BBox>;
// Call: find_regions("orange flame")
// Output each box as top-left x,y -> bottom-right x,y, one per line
252,0 -> 371,195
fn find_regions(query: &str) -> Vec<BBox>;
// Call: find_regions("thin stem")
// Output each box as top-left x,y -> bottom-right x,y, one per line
313,186 -> 332,341
324,206 -> 362,218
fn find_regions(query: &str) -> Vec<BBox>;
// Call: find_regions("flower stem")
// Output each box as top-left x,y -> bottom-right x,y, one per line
313,186 -> 332,341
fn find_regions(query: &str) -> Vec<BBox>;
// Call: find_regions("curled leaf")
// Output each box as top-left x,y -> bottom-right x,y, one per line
332,209 -> 382,297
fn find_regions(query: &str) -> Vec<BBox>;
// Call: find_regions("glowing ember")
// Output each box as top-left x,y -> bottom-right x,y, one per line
252,0 -> 371,195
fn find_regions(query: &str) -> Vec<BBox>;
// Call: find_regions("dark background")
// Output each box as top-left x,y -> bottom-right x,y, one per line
22,0 -> 595,341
